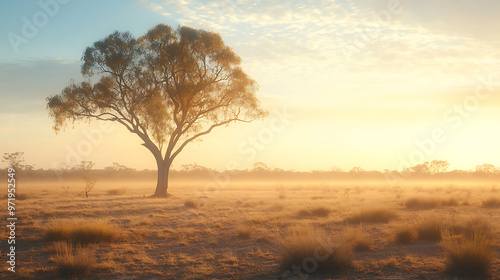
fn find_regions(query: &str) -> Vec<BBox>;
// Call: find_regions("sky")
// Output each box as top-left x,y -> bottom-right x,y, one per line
1,0 -> 500,172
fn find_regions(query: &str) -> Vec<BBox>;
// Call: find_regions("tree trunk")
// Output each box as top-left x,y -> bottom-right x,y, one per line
154,159 -> 171,197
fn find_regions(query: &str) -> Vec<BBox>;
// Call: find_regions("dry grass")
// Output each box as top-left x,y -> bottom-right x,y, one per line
278,226 -> 353,273
236,225 -> 253,239
441,231 -> 496,277
345,207 -> 397,224
343,225 -> 373,251
46,220 -> 119,244
394,225 -> 418,244
298,206 -> 333,217
482,197 -> 500,208
50,242 -> 95,277
184,198 -> 200,209
405,197 -> 440,209
449,216 -> 494,239
107,188 -> 127,195
416,217 -> 443,241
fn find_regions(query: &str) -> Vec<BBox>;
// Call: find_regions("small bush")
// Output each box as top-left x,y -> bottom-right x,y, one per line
107,188 -> 127,195
51,242 -> 94,277
405,197 -> 439,209
394,226 -> 417,244
298,206 -> 333,217
46,220 -> 118,244
345,207 -> 397,224
279,227 -> 353,273
441,232 -> 495,277
482,197 -> 500,208
416,218 -> 443,241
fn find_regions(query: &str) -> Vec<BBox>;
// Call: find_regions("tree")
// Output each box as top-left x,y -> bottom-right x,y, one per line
46,24 -> 267,197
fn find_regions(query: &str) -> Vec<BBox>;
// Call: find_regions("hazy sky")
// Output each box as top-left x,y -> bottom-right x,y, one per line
1,0 -> 500,171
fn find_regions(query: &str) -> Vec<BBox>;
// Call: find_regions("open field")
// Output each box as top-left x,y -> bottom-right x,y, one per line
1,180 -> 499,279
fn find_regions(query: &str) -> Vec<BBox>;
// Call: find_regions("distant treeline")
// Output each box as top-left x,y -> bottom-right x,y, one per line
1,161 -> 500,182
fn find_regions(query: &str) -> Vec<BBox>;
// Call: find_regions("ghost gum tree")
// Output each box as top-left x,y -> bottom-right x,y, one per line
47,24 -> 267,197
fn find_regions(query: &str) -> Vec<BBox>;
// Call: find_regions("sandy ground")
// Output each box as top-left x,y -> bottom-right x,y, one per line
1,179 -> 499,279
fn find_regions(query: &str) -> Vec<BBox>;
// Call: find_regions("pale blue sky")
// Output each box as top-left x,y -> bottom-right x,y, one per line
1,0 -> 500,171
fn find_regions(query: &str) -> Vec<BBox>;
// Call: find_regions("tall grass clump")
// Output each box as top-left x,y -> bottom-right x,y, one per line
416,217 -> 443,241
345,207 -> 397,224
441,232 -> 495,277
405,197 -> 440,209
279,226 -> 353,273
51,242 -> 95,277
482,197 -> 500,208
343,225 -> 373,251
184,198 -> 200,209
393,225 -> 418,244
46,220 -> 118,244
298,206 -> 333,218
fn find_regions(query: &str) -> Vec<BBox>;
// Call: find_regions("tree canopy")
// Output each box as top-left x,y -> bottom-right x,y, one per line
47,24 -> 267,196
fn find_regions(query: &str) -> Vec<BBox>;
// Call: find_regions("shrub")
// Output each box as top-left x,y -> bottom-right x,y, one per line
482,197 -> 500,208
405,197 -> 439,209
345,207 -> 397,224
46,220 -> 118,244
394,226 -> 417,244
441,232 -> 495,277
51,242 -> 94,277
279,227 -> 353,273
298,206 -> 333,217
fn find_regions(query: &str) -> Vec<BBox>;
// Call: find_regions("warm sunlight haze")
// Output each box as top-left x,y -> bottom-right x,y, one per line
1,0 -> 500,279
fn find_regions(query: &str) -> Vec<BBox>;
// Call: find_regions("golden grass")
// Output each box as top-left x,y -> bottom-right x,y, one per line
441,231 -> 495,277
46,220 -> 119,244
184,198 -> 200,209
345,207 -> 397,224
298,206 -> 333,217
278,226 -> 353,273
343,225 -> 373,251
50,242 -> 95,277
236,225 -> 253,239
107,188 -> 127,195
405,197 -> 440,209
416,217 -> 443,241
482,197 -> 500,208
394,225 -> 418,244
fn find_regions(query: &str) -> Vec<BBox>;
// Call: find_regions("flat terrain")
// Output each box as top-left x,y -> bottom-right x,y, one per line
1,179 -> 499,279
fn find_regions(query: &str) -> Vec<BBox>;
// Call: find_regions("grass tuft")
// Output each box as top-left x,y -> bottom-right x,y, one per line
279,226 -> 353,273
441,232 -> 495,277
184,198 -> 200,209
107,188 -> 127,195
236,225 -> 253,239
416,217 -> 443,241
51,242 -> 95,277
46,220 -> 118,244
482,197 -> 500,208
405,197 -> 440,209
394,225 -> 418,244
345,207 -> 397,224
